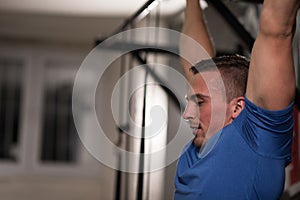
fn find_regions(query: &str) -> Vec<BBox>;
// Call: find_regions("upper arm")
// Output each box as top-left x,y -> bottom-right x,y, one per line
246,2 -> 298,110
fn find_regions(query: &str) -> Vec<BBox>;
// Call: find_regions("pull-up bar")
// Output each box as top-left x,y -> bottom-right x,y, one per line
236,0 -> 263,3
113,0 -> 159,34
96,0 -> 258,51
210,0 -> 255,51
95,0 -> 159,46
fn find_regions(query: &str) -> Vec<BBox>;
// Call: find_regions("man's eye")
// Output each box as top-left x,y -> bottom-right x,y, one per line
197,101 -> 204,106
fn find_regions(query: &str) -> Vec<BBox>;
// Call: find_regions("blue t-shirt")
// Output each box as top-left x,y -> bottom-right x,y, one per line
174,97 -> 294,200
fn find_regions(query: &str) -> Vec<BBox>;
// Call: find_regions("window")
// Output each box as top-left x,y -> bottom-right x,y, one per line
0,56 -> 24,161
41,61 -> 78,163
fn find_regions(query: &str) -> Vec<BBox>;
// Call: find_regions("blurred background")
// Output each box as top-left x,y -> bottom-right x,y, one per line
0,0 -> 299,199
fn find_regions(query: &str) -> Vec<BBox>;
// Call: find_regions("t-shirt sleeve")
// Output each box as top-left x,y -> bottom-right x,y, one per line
234,96 -> 294,161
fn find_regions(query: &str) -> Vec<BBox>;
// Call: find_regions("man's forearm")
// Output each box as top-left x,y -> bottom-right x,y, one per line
180,0 -> 214,81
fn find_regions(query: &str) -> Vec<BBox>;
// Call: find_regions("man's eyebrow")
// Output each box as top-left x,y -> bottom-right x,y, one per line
188,93 -> 210,101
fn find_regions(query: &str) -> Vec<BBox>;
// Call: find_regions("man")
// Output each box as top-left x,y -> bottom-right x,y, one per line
174,0 -> 299,199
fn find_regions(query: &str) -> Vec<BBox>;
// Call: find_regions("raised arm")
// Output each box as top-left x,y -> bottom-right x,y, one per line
246,0 -> 299,110
180,0 -> 215,81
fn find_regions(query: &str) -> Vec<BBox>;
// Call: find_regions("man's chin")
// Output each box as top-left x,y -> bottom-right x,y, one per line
193,137 -> 205,148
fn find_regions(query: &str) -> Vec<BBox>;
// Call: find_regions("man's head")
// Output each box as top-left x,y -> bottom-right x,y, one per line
192,54 -> 249,102
183,54 -> 249,148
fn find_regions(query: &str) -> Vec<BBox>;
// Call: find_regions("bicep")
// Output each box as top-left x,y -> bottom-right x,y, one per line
246,33 -> 295,110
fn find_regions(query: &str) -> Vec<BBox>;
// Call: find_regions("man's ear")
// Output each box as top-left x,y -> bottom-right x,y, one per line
231,97 -> 245,119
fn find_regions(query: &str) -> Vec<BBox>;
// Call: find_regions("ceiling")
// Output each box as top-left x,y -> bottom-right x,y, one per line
0,0 -> 185,16
0,0 -> 187,46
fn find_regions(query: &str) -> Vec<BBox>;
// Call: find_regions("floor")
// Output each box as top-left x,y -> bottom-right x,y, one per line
0,175 -> 112,200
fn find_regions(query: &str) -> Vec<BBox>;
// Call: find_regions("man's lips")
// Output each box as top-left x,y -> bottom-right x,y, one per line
192,128 -> 198,135
190,125 -> 201,135
190,124 -> 201,129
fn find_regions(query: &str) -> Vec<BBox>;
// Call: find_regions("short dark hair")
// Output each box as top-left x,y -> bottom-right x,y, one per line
190,54 -> 249,102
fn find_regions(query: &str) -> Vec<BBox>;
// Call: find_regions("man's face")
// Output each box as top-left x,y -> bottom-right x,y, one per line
183,72 -> 230,148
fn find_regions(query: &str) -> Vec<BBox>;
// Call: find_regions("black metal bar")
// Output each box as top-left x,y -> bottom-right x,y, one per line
95,0 -> 157,45
231,0 -> 263,3
113,0 -> 156,35
114,54 -> 127,200
96,41 -> 184,110
210,0 -> 255,51
132,51 -> 185,110
136,54 -> 148,200
96,41 -> 178,55
114,141 -> 122,200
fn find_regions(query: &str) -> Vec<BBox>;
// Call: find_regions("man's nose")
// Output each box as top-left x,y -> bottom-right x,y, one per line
183,102 -> 198,120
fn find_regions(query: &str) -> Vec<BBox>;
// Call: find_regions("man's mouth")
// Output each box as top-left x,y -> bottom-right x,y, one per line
191,126 -> 201,135
192,128 -> 198,135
